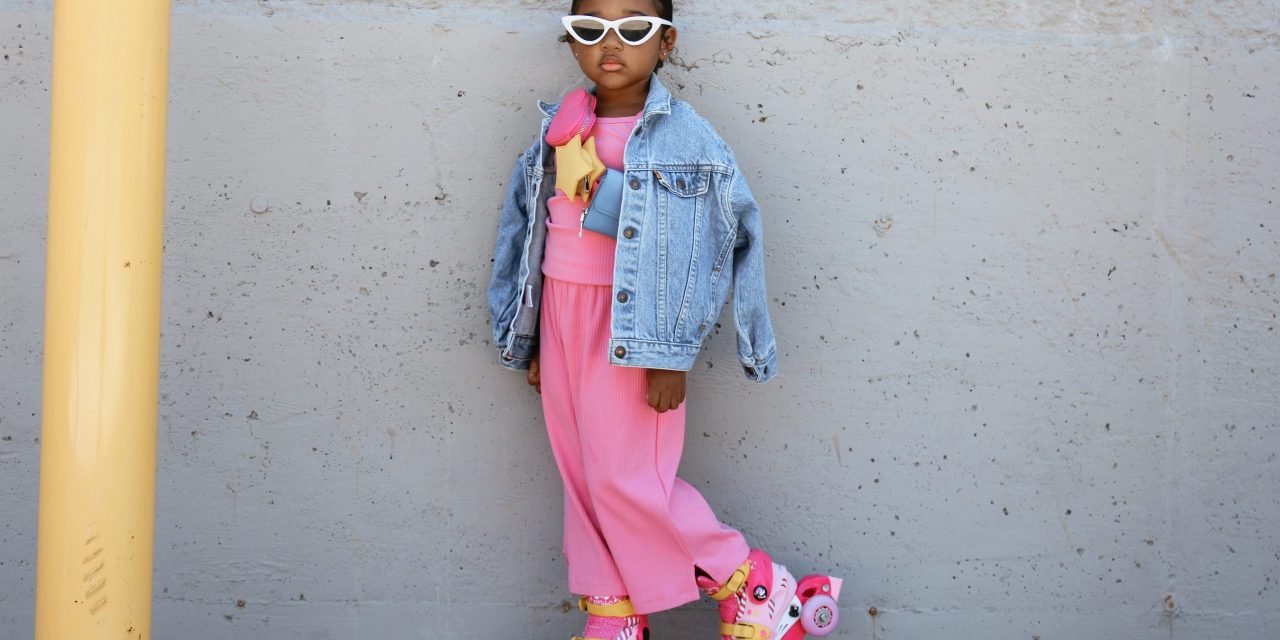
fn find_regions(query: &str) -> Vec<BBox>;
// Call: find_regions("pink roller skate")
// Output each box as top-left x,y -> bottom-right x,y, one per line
571,596 -> 650,640
700,550 -> 842,640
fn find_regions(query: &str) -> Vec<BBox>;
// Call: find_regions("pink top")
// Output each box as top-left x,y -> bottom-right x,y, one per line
542,113 -> 641,285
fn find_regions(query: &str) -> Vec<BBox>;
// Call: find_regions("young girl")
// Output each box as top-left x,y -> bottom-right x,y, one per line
487,2 -> 843,639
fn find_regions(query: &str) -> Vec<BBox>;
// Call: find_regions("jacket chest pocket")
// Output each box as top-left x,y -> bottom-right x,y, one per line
653,167 -> 720,341
653,168 -> 713,233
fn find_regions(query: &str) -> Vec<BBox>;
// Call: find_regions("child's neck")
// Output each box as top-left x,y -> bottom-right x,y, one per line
594,80 -> 649,118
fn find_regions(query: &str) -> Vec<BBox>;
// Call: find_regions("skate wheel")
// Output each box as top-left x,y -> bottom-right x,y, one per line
800,595 -> 839,636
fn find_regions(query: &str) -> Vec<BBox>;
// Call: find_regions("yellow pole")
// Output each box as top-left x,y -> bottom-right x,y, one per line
36,1 -> 170,638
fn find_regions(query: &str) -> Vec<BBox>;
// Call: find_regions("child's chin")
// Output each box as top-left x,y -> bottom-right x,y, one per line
591,72 -> 647,90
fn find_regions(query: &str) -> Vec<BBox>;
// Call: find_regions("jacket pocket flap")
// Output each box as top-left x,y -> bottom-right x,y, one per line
654,169 -> 710,197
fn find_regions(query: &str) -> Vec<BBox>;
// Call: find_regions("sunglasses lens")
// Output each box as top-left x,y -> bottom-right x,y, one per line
618,19 -> 656,43
568,19 -> 606,42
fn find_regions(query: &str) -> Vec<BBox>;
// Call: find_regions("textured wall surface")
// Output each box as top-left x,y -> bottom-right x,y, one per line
2,0 -> 1279,638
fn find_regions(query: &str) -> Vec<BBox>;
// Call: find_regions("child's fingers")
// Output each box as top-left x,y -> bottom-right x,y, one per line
646,369 -> 687,413
656,390 -> 674,413
527,359 -> 541,394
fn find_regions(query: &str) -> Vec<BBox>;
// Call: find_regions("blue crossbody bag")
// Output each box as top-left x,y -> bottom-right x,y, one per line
581,168 -> 624,238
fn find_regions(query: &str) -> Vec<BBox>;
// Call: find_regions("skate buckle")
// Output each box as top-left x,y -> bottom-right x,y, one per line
710,560 -> 752,601
721,621 -> 768,640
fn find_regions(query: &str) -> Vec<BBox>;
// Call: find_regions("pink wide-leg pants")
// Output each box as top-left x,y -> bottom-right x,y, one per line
538,277 -> 749,614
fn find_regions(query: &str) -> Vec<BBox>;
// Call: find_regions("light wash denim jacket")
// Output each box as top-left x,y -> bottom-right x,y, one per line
487,75 -> 778,382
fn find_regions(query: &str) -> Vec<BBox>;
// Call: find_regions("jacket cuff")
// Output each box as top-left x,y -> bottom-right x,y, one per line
499,355 -> 531,372
498,334 -> 536,371
740,348 -> 777,383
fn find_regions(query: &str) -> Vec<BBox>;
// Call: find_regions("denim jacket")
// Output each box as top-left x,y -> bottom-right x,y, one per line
486,75 -> 778,382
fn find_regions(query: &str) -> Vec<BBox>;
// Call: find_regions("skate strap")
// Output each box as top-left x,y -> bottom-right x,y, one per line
720,621 -> 768,639
708,560 -> 751,601
577,596 -> 636,617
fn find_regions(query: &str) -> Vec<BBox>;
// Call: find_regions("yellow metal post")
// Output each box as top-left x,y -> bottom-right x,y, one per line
36,1 -> 170,638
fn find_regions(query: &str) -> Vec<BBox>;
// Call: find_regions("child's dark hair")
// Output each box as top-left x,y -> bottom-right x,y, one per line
559,0 -> 674,70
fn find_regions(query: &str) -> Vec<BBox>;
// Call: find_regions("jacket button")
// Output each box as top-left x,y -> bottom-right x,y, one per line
614,346 -> 627,359
676,178 -> 686,190
629,178 -> 641,190
617,291 -> 629,303
623,227 -> 636,239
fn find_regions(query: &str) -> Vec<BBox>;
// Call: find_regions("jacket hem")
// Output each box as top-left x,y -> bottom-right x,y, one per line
607,338 -> 699,371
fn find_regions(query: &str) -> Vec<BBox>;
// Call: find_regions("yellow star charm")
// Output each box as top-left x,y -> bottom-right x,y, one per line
555,134 -> 607,202
556,134 -> 590,200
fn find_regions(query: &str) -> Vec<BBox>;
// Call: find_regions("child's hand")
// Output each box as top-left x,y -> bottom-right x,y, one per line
528,353 -> 542,394
646,369 -> 686,413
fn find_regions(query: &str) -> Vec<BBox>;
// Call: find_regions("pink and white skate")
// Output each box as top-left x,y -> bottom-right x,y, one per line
701,549 -> 842,640
571,596 -> 650,640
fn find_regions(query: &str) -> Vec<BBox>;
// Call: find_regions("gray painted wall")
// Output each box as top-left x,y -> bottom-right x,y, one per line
2,0 -> 1278,638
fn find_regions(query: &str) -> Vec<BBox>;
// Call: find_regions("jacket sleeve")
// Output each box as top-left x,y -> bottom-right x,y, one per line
487,147 -> 532,364
728,167 -> 779,383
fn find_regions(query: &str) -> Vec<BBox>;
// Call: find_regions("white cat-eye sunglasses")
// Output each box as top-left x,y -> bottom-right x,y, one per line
561,15 -> 673,46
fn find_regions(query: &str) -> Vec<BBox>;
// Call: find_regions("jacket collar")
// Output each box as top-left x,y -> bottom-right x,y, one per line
538,74 -> 673,121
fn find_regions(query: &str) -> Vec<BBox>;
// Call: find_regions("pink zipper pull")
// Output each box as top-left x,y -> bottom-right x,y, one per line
579,208 -> 587,237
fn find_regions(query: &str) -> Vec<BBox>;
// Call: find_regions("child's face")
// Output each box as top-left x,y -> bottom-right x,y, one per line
567,0 -> 676,97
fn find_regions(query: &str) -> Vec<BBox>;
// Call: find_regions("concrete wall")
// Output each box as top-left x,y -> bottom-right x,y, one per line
2,0 -> 1278,638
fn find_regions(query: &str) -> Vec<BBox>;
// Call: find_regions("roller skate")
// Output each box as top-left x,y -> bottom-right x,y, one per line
571,596 -> 650,640
699,549 -> 842,640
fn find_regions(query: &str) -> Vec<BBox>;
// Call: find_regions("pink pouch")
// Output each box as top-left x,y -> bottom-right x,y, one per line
545,88 -> 597,146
